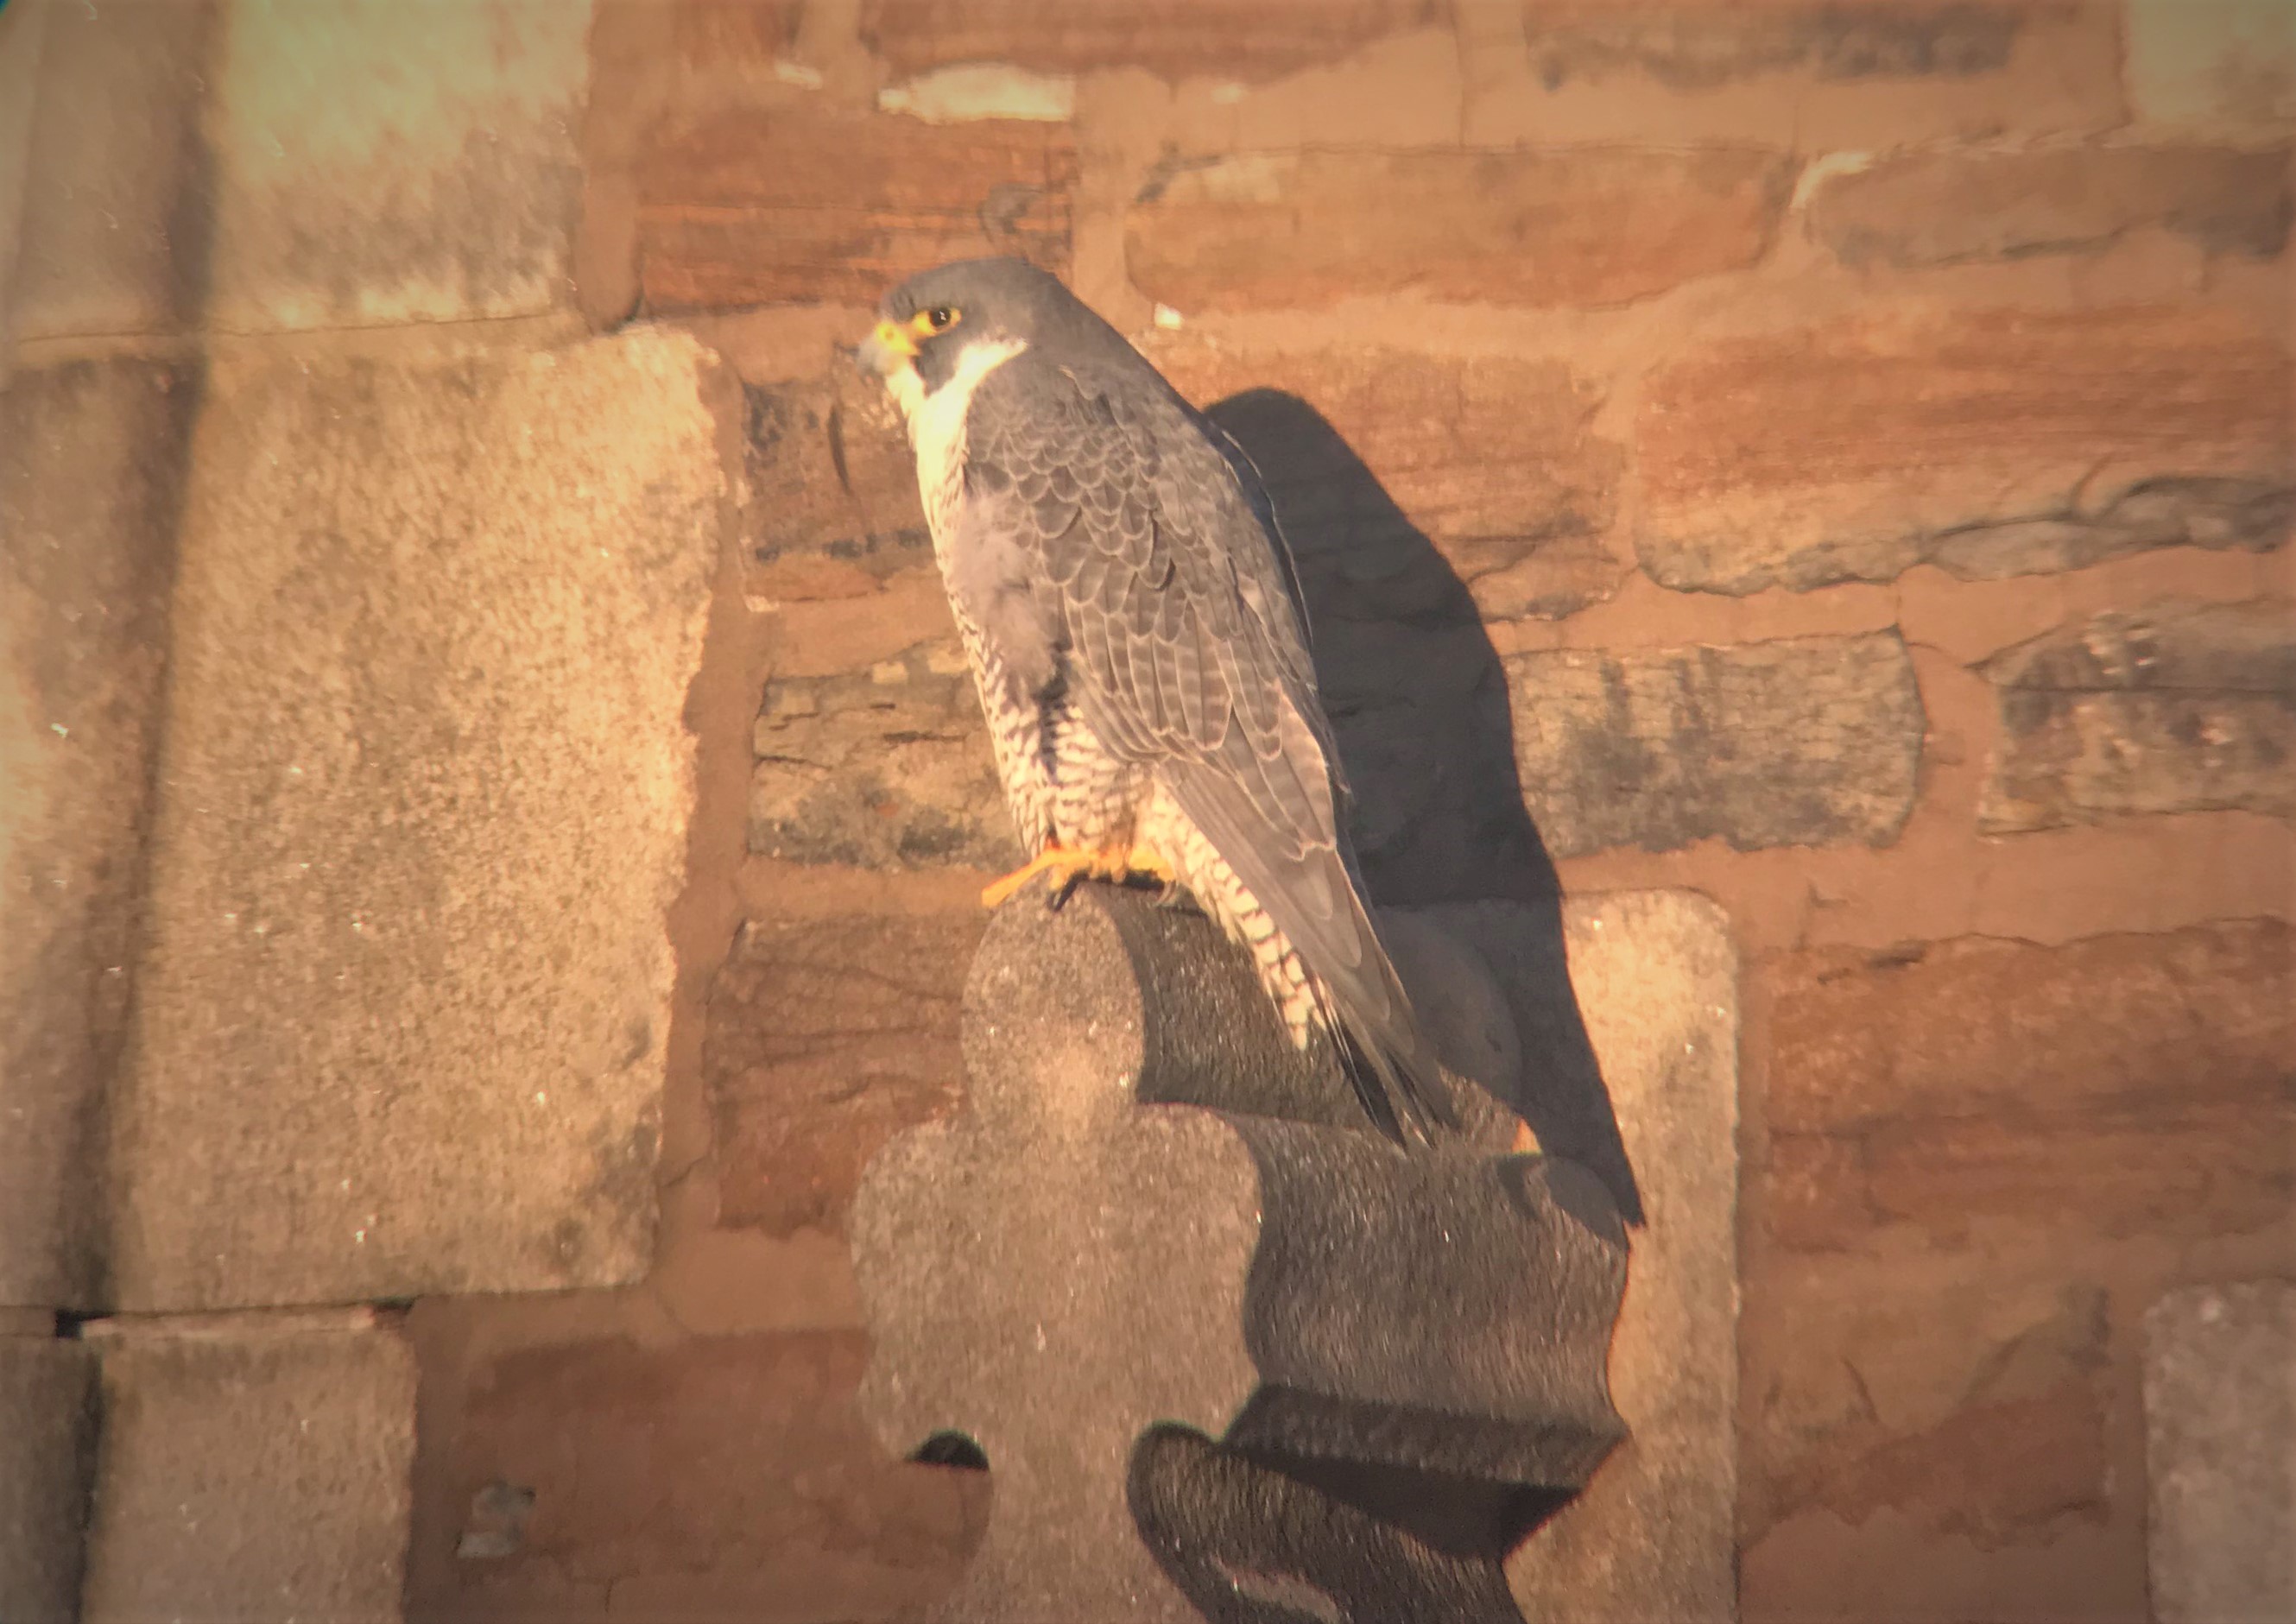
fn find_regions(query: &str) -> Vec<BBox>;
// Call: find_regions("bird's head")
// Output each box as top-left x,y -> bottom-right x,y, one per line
857,257 -> 1133,414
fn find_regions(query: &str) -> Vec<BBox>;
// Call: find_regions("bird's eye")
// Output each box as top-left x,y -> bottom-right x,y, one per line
927,306 -> 955,330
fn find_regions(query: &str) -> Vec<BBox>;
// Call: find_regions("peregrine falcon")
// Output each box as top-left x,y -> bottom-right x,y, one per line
859,258 -> 1452,1142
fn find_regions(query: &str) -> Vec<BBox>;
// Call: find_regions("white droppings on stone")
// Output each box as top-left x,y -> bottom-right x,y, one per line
879,63 -> 1076,125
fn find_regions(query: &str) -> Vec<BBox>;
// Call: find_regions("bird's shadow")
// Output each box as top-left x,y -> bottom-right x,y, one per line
1206,389 -> 1643,1227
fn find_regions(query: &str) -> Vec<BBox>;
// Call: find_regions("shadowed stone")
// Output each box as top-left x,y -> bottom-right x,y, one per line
1506,633 -> 1924,857
2144,1282 -> 2296,1624
110,332 -> 722,1311
79,1310 -> 416,1623
851,886 -> 1635,1620
0,1337 -> 95,1624
1,357 -> 200,1309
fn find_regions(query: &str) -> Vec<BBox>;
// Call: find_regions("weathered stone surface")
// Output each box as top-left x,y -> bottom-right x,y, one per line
1,357 -> 199,1309
851,886 -> 1629,1620
408,1330 -> 982,1621
0,1337 -> 95,1624
1765,923 -> 2295,1248
204,0 -> 590,329
707,910 -> 982,1235
2144,1281 -> 2296,1624
1745,1256 -> 2115,1545
1129,147 -> 1789,313
0,0 -> 41,372
860,0 -> 1446,83
1505,633 -> 1923,859
1981,603 -> 2296,832
741,372 -> 929,600
2127,0 -> 2295,129
751,647 -> 1015,871
110,332 -> 722,1311
1811,145 -> 2293,267
80,1312 -> 416,1622
1144,343 -> 1625,620
1521,3 -> 2027,89
638,104 -> 1075,311
1639,308 -> 2293,593
7,0 -> 217,339
1507,891 -> 1737,1624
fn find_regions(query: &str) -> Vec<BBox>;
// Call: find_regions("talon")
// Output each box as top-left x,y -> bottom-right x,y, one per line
981,845 -> 1093,909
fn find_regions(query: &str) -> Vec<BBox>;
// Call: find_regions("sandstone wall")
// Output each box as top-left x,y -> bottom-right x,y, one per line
1,1 -> 2287,1619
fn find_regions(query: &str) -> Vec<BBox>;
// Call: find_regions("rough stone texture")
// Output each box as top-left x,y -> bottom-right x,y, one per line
1144,344 -> 1625,622
707,910 -> 983,1235
851,887 -> 1631,1619
2127,0 -> 2295,129
750,644 -> 1017,870
0,0 -> 46,370
204,0 -> 591,329
1639,308 -> 2293,593
1981,602 -> 2296,832
1129,147 -> 1789,313
109,332 -> 722,1311
1744,1256 -> 2117,1545
79,1313 -> 416,1622
1765,922 -> 2295,1250
1521,3 -> 2027,88
1,357 -> 200,1310
0,1337 -> 95,1624
1505,633 -> 1924,859
410,1330 -> 983,1621
2144,1281 -> 2296,1624
1809,145 -> 2293,267
741,372 -> 931,603
637,104 -> 1076,311
859,0 -> 1448,83
6,0 -> 218,339
1506,892 -> 1738,1624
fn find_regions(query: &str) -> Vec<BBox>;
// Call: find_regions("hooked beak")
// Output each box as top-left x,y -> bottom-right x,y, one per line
857,316 -> 920,379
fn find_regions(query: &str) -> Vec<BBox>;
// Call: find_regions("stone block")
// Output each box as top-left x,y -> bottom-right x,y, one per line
852,886 -> 1632,1619
204,0 -> 591,330
1982,602 -> 2296,831
1,357 -> 200,1309
79,1311 -> 416,1622
1765,923 -> 2294,1249
0,0 -> 53,369
6,0 -> 218,340
1638,308 -> 2293,593
2127,0 -> 2295,130
1143,343 -> 1625,621
1521,3 -> 2025,89
750,645 -> 1015,871
637,103 -> 1076,311
741,373 -> 930,601
2144,1281 -> 2296,1624
110,332 -> 723,1311
406,1330 -> 981,1620
1128,147 -> 1790,313
0,1336 -> 96,1624
859,0 -> 1445,83
1504,632 -> 1923,859
1810,145 -> 2292,267
707,908 -> 983,1235
1505,891 -> 1738,1624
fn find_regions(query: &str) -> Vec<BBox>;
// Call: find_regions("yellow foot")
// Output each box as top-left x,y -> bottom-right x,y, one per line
1510,1120 -> 1545,1156
980,841 -> 1178,909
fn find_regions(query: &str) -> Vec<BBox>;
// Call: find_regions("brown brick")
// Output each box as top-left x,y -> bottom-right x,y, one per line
741,371 -> 929,600
1765,924 -> 2295,1248
674,0 -> 804,68
1982,602 -> 2296,832
1768,924 -> 2292,1135
414,1331 -> 980,1617
1812,145 -> 2293,267
1505,633 -> 1923,859
1127,146 -> 1789,313
637,104 -> 1076,311
708,911 -> 981,1235
1144,343 -> 1623,619
861,0 -> 1446,83
1639,307 -> 2293,593
1,357 -> 199,1310
1522,3 -> 2028,90
0,1339 -> 96,1623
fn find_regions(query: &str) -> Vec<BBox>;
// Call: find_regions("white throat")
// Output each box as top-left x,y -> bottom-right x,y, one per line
891,337 -> 1028,529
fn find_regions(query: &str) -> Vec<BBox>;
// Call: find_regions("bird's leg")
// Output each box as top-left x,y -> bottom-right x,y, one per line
980,844 -> 1097,909
1110,842 -> 1180,902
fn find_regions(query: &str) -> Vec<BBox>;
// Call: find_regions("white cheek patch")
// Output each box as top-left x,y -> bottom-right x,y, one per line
903,338 -> 1028,522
